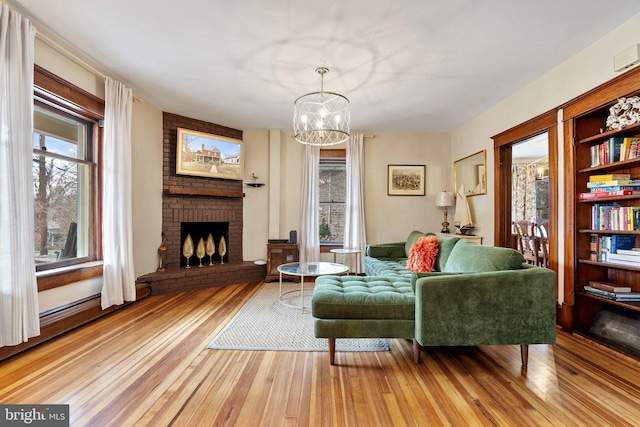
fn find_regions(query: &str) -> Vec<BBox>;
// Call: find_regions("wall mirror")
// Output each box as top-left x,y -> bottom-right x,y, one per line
454,150 -> 487,197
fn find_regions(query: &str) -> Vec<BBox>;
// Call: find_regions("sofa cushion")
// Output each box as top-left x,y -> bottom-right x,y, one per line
406,235 -> 439,272
443,239 -> 525,273
434,236 -> 461,271
404,230 -> 426,257
366,244 -> 405,258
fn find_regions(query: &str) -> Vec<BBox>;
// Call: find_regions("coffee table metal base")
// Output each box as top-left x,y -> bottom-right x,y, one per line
277,262 -> 349,310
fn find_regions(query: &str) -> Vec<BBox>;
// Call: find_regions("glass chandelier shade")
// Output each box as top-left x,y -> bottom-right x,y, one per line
293,67 -> 350,146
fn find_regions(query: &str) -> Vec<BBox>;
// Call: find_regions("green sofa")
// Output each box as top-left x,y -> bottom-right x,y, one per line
312,231 -> 556,367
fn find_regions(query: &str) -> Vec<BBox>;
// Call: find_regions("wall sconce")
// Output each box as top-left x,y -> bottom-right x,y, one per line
435,191 -> 455,233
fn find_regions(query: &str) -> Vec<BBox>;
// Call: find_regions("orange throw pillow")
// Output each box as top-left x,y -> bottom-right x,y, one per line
406,235 -> 439,272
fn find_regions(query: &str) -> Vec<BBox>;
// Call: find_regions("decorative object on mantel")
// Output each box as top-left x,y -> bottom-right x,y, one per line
183,234 -> 194,268
205,234 -> 215,266
157,231 -> 167,272
245,172 -> 265,187
606,96 -> 640,131
454,183 -> 475,236
196,237 -> 205,267
219,236 -> 227,264
435,191 -> 455,233
293,67 -> 350,146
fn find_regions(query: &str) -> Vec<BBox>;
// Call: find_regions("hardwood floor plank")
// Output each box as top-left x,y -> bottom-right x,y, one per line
2,282 -> 640,426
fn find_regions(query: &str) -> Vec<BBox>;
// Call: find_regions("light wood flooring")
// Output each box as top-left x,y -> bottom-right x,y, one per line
1,281 -> 640,426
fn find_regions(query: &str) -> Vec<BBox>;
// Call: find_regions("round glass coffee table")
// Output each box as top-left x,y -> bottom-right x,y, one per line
278,262 -> 349,310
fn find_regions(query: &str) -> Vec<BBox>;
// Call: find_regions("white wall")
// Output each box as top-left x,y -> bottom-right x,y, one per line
363,132 -> 452,244
131,101 -> 163,277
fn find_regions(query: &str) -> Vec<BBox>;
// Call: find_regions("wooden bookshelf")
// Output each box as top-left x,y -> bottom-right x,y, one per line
566,75 -> 640,353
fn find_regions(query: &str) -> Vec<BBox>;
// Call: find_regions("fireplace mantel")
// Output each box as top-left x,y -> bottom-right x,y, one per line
165,186 -> 245,198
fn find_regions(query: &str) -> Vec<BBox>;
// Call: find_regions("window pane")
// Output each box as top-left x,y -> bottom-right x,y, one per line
319,160 -> 346,243
34,107 -> 87,159
33,154 -> 90,266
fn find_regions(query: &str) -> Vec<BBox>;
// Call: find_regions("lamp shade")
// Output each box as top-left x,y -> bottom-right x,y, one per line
435,191 -> 455,207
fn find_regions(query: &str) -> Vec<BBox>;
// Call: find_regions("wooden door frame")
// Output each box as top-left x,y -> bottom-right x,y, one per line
492,110 -> 559,289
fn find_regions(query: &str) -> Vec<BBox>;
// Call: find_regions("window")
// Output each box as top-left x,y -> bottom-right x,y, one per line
32,106 -> 95,269
319,150 -> 346,244
32,65 -> 104,278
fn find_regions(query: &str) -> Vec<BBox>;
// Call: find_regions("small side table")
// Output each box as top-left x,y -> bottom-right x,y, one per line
330,248 -> 361,275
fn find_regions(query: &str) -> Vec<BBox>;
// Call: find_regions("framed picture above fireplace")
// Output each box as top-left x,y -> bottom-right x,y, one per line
176,128 -> 244,180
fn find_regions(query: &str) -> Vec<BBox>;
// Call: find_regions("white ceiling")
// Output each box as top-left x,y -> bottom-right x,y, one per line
10,0 -> 640,133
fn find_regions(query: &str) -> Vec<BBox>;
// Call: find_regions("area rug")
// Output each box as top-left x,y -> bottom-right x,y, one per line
208,281 -> 389,352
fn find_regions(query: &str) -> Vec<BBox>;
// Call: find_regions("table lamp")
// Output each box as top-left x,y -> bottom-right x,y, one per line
435,191 -> 455,233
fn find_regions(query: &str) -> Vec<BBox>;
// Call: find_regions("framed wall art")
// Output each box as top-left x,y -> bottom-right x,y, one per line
176,128 -> 244,180
387,164 -> 426,196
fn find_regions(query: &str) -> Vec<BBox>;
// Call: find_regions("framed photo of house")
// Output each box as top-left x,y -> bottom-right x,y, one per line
387,165 -> 426,196
176,128 -> 244,180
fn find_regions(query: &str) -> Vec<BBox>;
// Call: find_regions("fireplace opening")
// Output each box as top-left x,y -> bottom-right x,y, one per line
180,222 -> 229,267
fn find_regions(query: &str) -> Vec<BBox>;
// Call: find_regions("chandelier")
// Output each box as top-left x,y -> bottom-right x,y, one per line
293,67 -> 350,146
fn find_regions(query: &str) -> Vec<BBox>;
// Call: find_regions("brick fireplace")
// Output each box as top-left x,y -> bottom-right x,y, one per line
136,112 -> 265,294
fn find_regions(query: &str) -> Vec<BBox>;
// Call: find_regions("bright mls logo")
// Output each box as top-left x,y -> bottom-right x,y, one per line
0,404 -> 69,426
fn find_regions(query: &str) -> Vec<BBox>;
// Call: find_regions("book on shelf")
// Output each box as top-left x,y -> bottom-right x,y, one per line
612,235 -> 636,253
583,286 -> 640,301
588,281 -> 632,293
589,173 -> 631,182
591,185 -> 640,192
620,137 -> 640,161
617,248 -> 640,255
589,234 -> 598,261
597,235 -> 611,262
587,180 -> 640,188
608,252 -> 640,263
578,190 -> 640,200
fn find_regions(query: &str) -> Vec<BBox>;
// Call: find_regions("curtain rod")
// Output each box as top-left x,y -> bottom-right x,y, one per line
363,134 -> 375,139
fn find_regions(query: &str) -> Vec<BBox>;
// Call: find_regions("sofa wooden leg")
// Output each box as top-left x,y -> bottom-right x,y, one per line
413,339 -> 421,364
520,344 -> 529,368
329,338 -> 336,365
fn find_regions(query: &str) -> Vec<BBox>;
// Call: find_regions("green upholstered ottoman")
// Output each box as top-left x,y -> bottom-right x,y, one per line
311,275 -> 418,365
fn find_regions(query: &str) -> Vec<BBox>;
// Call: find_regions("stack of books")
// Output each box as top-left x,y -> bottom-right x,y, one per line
579,173 -> 640,200
608,247 -> 640,267
584,281 -> 640,302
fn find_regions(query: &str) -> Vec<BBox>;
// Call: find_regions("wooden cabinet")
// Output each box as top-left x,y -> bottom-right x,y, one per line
569,90 -> 640,357
265,243 -> 298,282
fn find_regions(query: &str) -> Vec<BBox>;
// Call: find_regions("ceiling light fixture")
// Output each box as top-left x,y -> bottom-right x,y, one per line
293,67 -> 350,146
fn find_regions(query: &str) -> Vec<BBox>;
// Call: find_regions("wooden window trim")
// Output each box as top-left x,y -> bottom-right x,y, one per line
34,65 -> 105,291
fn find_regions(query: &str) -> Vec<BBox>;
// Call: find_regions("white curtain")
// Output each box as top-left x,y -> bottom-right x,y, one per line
101,78 -> 135,309
299,143 -> 320,263
0,4 -> 40,347
344,134 -> 367,272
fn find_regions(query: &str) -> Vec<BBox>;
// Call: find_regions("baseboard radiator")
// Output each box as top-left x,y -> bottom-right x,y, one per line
0,282 -> 149,362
